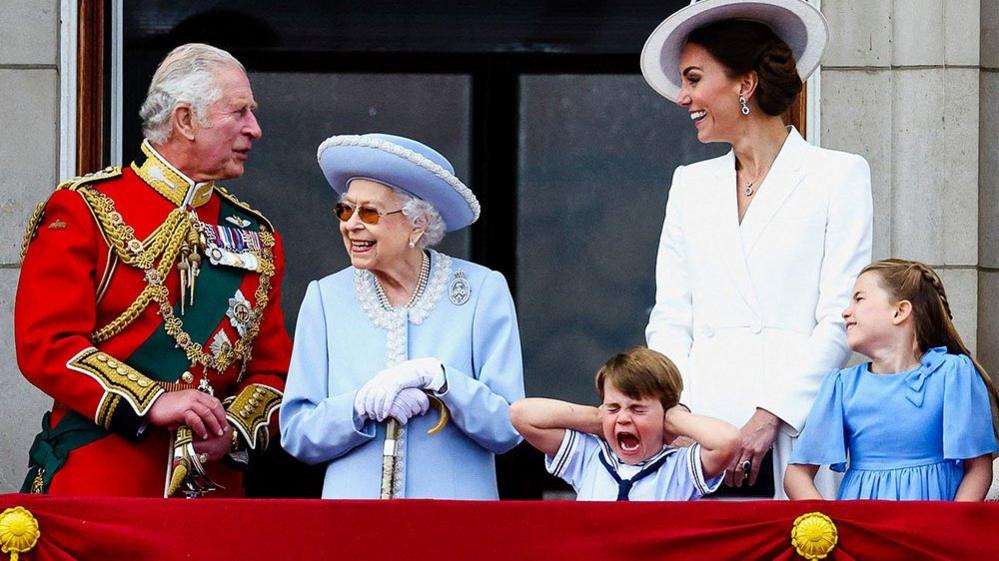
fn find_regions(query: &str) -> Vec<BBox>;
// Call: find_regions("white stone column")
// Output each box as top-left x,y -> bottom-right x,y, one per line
0,0 -> 63,492
821,0 -> 984,355
980,1 -> 999,376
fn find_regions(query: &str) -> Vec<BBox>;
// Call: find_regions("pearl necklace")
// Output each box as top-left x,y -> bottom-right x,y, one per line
374,251 -> 431,310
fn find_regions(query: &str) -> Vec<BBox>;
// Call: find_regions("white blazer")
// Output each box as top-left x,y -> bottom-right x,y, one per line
646,128 -> 873,495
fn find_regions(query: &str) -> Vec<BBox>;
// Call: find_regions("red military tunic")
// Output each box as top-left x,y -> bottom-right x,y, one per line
16,141 -> 291,496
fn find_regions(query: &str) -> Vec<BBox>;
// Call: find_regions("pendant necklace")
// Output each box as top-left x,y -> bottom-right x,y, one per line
740,154 -> 777,197
741,164 -> 766,197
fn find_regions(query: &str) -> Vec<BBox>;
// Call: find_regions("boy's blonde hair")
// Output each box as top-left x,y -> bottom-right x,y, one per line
595,347 -> 683,410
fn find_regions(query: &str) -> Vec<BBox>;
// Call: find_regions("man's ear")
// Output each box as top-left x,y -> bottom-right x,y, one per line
893,300 -> 913,325
171,104 -> 197,141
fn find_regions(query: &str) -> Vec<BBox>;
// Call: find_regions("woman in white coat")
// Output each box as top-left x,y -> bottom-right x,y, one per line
640,0 -> 872,498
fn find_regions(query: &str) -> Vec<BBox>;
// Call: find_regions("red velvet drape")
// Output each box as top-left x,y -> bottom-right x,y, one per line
0,495 -> 993,561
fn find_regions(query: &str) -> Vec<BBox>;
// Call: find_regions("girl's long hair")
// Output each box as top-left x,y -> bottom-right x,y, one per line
862,259 -> 999,437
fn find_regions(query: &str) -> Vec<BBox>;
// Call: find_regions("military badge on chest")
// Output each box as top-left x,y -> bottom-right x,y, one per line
227,290 -> 253,337
449,269 -> 470,306
209,331 -> 232,363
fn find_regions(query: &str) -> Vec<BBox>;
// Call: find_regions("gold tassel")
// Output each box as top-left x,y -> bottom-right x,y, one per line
177,244 -> 190,315
186,225 -> 202,307
29,469 -> 44,494
167,461 -> 190,498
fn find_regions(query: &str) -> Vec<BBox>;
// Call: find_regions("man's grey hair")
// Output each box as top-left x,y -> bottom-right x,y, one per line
139,43 -> 245,144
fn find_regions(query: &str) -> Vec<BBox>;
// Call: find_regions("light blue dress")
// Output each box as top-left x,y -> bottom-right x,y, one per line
790,347 -> 997,500
279,250 -> 525,499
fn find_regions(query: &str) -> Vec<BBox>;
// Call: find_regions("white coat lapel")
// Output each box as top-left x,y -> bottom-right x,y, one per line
710,151 -> 759,313
740,128 -> 808,255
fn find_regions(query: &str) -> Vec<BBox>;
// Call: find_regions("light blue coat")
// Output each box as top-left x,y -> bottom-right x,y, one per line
280,251 -> 525,499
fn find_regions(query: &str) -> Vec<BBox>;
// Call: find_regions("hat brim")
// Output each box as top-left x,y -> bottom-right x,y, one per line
317,136 -> 479,232
640,0 -> 829,102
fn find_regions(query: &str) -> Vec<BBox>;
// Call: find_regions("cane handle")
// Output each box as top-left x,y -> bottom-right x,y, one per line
426,395 -> 450,435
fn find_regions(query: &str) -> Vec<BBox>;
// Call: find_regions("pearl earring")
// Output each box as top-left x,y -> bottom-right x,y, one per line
408,241 -> 416,248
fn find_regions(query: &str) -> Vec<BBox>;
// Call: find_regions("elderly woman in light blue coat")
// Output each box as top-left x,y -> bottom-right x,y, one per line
280,134 -> 525,499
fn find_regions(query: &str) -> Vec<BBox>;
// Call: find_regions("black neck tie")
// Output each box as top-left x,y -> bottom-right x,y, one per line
598,451 -> 673,501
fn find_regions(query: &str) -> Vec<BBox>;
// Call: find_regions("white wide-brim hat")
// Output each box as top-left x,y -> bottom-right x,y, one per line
317,133 -> 480,232
640,0 -> 829,102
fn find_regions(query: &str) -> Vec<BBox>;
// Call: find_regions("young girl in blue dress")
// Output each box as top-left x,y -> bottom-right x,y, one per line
785,259 -> 999,500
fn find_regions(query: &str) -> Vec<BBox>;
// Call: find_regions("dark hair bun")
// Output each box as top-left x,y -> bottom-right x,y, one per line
686,20 -> 803,116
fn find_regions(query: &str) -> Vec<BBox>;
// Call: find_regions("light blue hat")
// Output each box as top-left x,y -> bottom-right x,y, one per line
316,133 -> 480,232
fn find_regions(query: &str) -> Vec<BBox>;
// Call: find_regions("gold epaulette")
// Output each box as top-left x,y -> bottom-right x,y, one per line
214,185 -> 275,232
57,166 -> 123,191
20,167 -> 123,262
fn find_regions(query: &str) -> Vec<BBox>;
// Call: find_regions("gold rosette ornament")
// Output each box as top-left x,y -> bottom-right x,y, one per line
791,511 -> 838,560
0,506 -> 40,561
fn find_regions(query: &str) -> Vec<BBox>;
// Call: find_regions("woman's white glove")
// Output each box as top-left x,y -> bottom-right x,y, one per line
354,358 -> 446,422
385,387 -> 431,425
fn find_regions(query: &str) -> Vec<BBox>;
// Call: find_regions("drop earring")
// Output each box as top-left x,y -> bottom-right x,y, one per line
739,96 -> 750,116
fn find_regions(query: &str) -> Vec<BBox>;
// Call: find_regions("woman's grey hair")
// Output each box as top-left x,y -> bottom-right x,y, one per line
338,187 -> 447,248
399,193 -> 446,248
139,43 -> 245,145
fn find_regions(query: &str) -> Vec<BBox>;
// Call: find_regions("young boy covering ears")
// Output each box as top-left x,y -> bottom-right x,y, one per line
510,347 -> 739,500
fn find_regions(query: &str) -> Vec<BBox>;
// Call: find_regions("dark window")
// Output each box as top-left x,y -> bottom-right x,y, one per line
121,0 -> 724,498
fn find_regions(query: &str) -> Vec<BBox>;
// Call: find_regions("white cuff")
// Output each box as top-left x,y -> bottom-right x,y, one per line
544,429 -> 578,478
688,443 -> 723,496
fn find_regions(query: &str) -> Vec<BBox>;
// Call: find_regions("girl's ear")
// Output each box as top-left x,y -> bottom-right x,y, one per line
893,300 -> 913,325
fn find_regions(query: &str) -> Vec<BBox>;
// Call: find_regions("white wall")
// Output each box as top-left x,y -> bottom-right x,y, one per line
820,0 -> 985,356
0,0 -> 64,491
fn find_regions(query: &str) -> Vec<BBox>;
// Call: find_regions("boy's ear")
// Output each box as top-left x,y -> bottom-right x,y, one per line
893,300 -> 913,325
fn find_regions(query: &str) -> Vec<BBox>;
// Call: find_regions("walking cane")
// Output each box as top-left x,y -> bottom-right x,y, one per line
380,394 -> 450,499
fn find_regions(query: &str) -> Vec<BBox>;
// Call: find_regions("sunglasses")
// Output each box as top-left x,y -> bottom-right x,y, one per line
333,202 -> 404,225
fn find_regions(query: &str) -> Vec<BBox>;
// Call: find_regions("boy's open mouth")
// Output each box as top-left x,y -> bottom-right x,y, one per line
617,432 -> 641,452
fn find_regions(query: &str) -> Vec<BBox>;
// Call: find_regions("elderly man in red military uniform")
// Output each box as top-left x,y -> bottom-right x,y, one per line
15,43 -> 291,497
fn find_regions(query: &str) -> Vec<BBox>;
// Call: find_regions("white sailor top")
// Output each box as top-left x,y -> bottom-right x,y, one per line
546,429 -> 722,501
